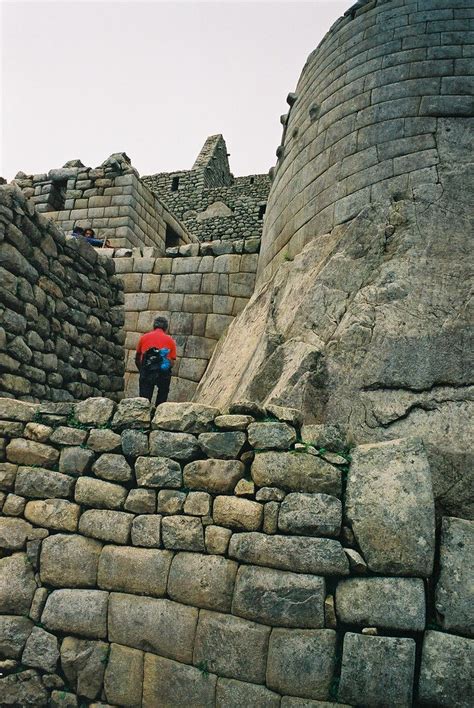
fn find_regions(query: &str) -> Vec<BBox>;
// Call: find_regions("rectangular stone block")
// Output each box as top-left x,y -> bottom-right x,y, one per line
213,254 -> 241,273
141,274 -> 161,292
213,496 -> 263,531
233,565 -> 325,628
97,545 -> 172,596
167,552 -> 238,611
104,643 -> 144,708
338,633 -> 416,707
41,589 -> 108,639
123,293 -> 150,311
40,534 -> 102,588
175,273 -> 202,293
135,456 -> 182,488
183,294 -> 213,313
15,466 -> 74,500
212,295 -> 235,315
278,493 -> 342,537
143,653 -> 216,708
171,256 -> 202,274
75,476 -> 127,509
229,533 -> 349,575
162,515 -> 205,551
420,94 -> 474,115
133,258 -> 155,273
108,592 -> 198,663
418,630 -> 473,708
193,610 -> 271,684
79,509 -> 134,544
266,628 -> 336,700
205,313 -> 234,340
335,577 -> 426,631
184,336 -> 216,359
346,438 -> 435,576
228,272 -> 255,298
435,517 -> 473,636
251,451 -> 341,496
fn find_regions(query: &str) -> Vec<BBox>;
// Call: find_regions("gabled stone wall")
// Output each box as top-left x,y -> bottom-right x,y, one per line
0,396 -> 472,706
143,135 -> 270,243
0,185 -> 124,402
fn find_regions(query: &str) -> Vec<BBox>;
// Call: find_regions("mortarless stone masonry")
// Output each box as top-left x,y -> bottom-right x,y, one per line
0,395 -> 471,706
13,152 -> 191,252
0,2 -> 473,701
0,185 -> 124,402
143,134 -> 271,244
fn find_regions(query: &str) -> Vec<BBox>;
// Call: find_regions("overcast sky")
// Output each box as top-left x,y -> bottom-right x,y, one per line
1,0 -> 348,180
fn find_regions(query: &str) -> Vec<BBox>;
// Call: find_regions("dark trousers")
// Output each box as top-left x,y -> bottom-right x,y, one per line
139,372 -> 171,406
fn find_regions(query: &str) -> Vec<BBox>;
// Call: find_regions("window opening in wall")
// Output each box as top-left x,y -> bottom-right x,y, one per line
171,176 -> 180,192
165,223 -> 180,248
47,179 -> 67,211
258,204 -> 267,220
250,177 -> 255,185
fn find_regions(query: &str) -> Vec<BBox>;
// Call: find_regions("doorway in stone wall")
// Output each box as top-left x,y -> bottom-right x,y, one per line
165,223 -> 180,248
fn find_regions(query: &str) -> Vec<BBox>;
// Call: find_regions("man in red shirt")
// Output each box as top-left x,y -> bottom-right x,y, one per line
135,316 -> 177,405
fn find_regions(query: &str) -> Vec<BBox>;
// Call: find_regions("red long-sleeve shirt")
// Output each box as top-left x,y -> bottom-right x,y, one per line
136,329 -> 177,365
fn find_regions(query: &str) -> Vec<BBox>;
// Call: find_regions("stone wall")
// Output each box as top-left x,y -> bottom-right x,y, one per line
259,0 -> 474,280
143,135 -> 271,243
0,396 -> 472,706
0,185 -> 124,402
112,241 -> 259,400
13,154 -> 191,252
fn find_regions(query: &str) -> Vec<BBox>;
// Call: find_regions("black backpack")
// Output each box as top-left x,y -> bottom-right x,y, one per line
142,347 -> 168,375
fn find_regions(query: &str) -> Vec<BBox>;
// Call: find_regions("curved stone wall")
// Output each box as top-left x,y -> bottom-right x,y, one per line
259,0 -> 474,280
0,397 -> 472,705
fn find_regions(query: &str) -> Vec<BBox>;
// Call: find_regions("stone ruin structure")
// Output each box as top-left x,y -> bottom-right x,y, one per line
0,0 -> 473,705
142,134 -> 270,244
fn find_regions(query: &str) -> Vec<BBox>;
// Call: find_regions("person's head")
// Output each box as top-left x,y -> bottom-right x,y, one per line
153,316 -> 168,332
84,228 -> 95,238
72,226 -> 84,236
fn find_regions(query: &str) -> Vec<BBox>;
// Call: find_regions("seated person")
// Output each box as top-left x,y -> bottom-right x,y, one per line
71,226 -> 85,238
83,228 -> 109,247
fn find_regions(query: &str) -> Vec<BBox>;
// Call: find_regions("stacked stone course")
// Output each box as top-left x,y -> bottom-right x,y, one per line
0,185 -> 124,402
13,153 -> 191,252
259,0 -> 474,279
112,244 -> 259,399
0,395 -> 472,705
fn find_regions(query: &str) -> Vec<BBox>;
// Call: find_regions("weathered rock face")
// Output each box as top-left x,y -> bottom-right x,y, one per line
190,0 -> 474,521
196,155 -> 473,519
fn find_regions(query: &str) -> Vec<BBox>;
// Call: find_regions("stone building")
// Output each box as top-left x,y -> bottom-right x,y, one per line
0,0 -> 473,705
13,153 -> 191,252
142,134 -> 271,244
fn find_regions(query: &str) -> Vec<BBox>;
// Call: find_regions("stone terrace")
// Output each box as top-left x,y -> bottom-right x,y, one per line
0,396 -> 472,705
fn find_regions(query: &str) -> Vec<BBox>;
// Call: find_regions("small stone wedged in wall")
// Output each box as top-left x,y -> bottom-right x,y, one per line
60,636 -> 109,701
